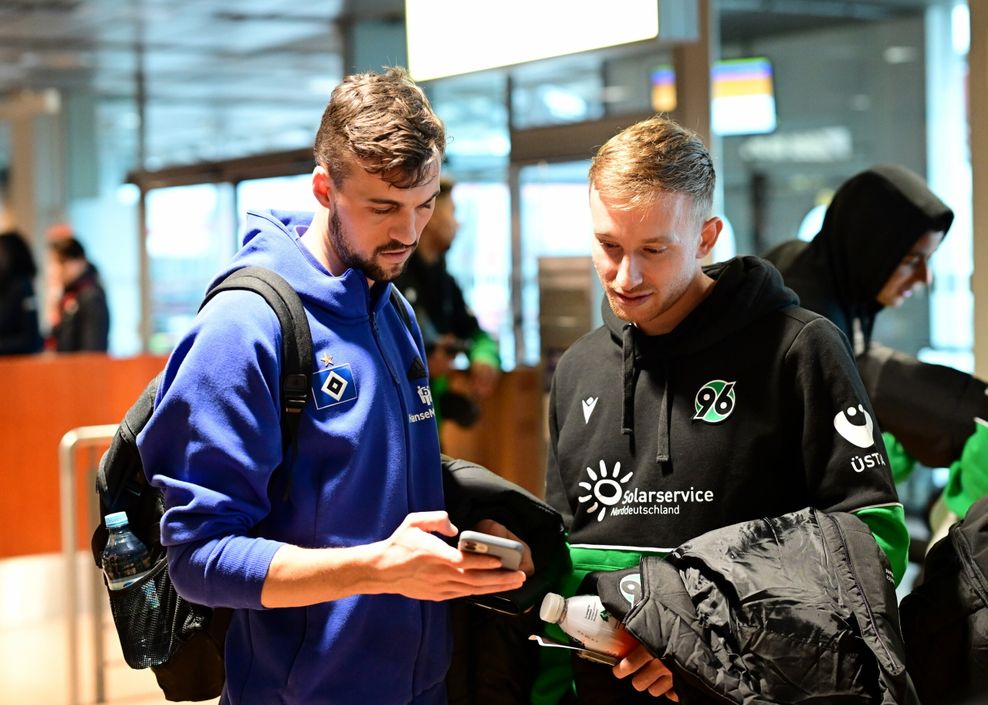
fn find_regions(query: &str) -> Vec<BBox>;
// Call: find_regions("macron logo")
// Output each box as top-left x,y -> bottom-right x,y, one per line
582,396 -> 599,424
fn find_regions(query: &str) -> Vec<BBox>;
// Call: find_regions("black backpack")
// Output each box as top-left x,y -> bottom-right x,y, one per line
90,266 -> 313,702
900,494 -> 988,705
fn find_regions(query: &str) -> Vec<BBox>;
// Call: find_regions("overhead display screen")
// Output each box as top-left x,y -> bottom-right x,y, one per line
406,0 -> 660,81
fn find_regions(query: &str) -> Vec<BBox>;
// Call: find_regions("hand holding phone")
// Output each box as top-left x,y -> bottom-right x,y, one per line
458,530 -> 524,571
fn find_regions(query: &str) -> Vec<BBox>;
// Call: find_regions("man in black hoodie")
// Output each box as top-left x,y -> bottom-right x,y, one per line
541,116 -> 908,703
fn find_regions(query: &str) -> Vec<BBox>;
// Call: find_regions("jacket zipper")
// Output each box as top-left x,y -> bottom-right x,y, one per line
827,513 -> 896,667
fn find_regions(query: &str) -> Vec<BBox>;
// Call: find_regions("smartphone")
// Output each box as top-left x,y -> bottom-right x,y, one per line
457,530 -> 524,571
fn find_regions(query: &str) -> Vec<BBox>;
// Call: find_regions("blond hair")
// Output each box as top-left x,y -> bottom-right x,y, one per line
589,115 -> 714,223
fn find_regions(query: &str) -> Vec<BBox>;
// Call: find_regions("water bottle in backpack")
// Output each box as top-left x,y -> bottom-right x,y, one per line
101,511 -> 153,590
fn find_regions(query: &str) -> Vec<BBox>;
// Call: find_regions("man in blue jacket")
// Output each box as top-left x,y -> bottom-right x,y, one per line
139,67 -> 528,705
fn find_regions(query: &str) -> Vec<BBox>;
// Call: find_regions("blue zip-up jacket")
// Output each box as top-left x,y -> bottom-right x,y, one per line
138,210 -> 449,704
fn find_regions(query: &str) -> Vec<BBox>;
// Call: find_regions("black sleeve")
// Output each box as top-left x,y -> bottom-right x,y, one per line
857,342 -> 987,468
441,454 -> 569,614
544,377 -> 575,531
76,286 -> 110,351
442,272 -> 483,342
0,279 -> 41,354
784,317 -> 899,513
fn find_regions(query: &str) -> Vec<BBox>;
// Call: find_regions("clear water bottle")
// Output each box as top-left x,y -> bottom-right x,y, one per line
540,592 -> 637,659
102,511 -> 153,590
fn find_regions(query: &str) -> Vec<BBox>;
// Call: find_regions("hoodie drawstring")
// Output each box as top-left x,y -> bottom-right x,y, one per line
621,324 -> 671,467
621,325 -> 636,437
656,360 -> 670,465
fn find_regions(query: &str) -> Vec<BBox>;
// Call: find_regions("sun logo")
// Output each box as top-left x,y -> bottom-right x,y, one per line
578,459 -> 634,522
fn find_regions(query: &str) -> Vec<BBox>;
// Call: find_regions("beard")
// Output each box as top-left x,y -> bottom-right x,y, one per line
327,209 -> 410,283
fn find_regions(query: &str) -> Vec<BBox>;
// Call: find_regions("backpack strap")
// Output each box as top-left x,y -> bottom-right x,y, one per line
199,267 -> 313,464
389,285 -> 414,335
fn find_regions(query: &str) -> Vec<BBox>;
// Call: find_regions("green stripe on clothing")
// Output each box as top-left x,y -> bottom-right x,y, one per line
852,504 -> 909,585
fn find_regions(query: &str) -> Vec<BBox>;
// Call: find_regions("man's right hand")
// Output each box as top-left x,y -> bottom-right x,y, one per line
369,511 -> 526,600
260,511 -> 525,608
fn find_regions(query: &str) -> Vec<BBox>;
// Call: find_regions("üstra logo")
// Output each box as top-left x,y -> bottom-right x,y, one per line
833,404 -> 874,448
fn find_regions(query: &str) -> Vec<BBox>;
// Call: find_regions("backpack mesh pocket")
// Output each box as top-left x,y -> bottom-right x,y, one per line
106,557 -> 210,669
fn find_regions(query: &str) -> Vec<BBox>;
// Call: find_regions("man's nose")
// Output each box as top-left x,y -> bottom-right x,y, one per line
916,258 -> 933,286
392,212 -> 418,244
615,255 -> 642,289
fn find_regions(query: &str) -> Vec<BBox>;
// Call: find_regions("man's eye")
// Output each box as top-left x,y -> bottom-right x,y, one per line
372,208 -> 392,215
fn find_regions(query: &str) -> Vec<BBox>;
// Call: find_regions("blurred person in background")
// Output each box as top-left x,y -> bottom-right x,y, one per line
0,229 -> 43,355
762,165 -> 953,355
47,236 -> 110,352
395,176 -> 501,431
764,165 -> 988,543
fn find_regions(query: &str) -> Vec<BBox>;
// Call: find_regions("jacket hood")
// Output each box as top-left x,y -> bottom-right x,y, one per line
602,255 -> 797,463
808,164 -> 953,310
211,209 -> 395,322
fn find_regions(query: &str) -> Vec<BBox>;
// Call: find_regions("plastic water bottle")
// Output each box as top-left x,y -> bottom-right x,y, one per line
102,511 -> 153,590
540,592 -> 637,659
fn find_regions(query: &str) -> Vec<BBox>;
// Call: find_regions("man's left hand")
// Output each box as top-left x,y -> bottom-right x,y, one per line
613,644 -> 679,701
470,518 -> 534,575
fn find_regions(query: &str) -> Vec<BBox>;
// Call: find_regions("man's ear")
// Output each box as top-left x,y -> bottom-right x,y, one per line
312,166 -> 334,209
697,216 -> 723,259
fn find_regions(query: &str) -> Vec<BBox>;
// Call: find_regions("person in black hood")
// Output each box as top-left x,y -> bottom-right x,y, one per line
540,116 -> 908,704
763,164 -> 953,352
764,168 -> 988,535
394,177 -> 501,431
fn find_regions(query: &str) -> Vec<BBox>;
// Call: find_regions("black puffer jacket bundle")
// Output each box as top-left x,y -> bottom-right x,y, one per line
596,508 -> 918,704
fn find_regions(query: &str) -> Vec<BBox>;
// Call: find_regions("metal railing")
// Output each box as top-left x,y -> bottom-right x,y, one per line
59,424 -> 118,705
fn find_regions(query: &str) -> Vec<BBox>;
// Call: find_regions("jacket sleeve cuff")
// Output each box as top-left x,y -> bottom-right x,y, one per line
167,534 -> 285,609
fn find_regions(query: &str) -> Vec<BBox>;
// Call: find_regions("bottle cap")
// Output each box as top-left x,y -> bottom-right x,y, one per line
539,592 -> 565,624
105,511 -> 130,530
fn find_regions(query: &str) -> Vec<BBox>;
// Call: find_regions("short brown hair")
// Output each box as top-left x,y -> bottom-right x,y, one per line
589,115 -> 715,223
49,236 -> 87,263
313,67 -> 446,189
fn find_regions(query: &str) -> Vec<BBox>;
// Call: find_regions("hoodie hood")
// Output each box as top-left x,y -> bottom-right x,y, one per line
212,209 -> 395,322
811,165 -> 952,320
602,255 -> 798,462
602,255 -> 798,358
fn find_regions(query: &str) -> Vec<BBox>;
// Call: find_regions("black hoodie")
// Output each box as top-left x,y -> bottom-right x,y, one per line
546,256 -> 901,551
764,166 -> 983,470
763,164 -> 953,349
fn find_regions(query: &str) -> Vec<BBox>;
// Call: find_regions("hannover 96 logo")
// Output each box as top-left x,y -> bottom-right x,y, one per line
693,380 -> 736,423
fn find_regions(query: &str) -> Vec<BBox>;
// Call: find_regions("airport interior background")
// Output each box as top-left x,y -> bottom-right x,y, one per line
1,1 -> 988,703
